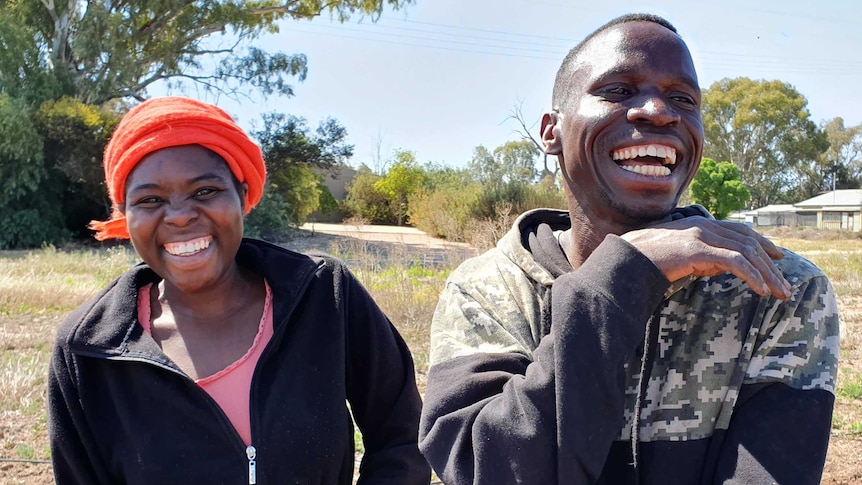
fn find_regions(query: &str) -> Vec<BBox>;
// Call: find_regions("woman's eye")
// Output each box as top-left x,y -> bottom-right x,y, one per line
194,187 -> 219,198
134,196 -> 161,206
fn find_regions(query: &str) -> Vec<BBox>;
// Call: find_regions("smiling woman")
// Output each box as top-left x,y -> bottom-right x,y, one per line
47,97 -> 430,485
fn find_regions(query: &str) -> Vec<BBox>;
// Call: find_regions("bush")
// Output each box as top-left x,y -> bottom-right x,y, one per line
408,184 -> 482,240
342,167 -> 397,225
0,207 -> 68,249
244,189 -> 293,241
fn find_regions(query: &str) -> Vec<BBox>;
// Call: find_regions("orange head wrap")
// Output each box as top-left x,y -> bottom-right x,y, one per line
88,96 -> 266,241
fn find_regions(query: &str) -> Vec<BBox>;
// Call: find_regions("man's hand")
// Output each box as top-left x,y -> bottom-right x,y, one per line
620,217 -> 792,300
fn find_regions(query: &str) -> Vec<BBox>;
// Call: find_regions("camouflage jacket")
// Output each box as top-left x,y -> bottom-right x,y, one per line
419,208 -> 840,485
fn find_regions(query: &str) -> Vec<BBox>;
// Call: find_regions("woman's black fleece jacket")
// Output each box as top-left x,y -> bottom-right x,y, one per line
48,238 -> 430,485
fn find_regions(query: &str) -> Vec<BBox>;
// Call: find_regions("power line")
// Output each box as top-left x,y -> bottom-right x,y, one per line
280,21 -> 862,75
284,25 -> 564,61
291,20 -> 573,55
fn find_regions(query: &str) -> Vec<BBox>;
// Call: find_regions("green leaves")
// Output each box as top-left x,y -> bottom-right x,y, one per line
373,150 -> 424,225
0,95 -> 45,205
0,0 -> 414,104
690,158 -> 750,220
702,77 -> 826,207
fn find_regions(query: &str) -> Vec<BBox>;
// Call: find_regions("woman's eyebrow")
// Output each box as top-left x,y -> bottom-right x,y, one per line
188,173 -> 228,184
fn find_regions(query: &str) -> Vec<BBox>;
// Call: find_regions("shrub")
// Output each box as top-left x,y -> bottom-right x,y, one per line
342,167 -> 396,225
244,188 -> 293,241
408,184 -> 482,240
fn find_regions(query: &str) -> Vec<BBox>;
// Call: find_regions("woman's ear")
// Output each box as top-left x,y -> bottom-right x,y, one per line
541,111 -> 563,156
240,182 -> 249,212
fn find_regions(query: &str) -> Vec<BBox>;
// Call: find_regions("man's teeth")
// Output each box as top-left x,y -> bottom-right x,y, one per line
164,238 -> 211,256
612,144 -> 677,165
621,164 -> 671,176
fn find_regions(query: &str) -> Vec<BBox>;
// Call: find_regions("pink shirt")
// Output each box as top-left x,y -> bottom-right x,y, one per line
138,281 -> 273,445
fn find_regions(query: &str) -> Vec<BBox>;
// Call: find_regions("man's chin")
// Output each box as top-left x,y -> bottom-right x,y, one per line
602,194 -> 679,227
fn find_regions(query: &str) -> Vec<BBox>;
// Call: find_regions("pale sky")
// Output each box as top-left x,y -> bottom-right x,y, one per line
152,0 -> 862,169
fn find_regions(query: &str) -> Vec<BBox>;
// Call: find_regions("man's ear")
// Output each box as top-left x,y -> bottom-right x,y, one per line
541,111 -> 562,156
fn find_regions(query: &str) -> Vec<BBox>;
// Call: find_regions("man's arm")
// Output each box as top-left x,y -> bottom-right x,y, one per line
713,274 -> 839,484
420,236 -> 669,484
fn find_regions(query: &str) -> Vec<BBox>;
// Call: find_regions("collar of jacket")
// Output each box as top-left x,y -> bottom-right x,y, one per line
497,205 -> 714,293
65,238 -> 322,363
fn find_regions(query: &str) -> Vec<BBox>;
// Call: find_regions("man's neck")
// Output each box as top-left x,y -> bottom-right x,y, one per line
559,209 -> 673,269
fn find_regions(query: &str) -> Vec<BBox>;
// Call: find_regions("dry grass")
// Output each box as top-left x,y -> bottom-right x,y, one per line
1,233 -> 861,483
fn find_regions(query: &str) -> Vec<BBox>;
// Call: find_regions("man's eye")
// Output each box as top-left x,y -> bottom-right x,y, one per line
670,94 -> 696,105
603,86 -> 631,96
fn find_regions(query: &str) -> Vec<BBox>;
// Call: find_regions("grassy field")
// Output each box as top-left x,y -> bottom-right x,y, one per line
1,231 -> 861,484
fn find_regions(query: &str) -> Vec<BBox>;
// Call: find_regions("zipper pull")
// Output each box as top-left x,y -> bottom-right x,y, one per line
246,445 -> 257,484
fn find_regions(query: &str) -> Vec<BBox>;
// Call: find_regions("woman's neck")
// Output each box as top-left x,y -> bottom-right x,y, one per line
158,265 -> 263,323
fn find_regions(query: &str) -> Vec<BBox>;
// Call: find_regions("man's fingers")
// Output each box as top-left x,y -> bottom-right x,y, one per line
630,218 -> 792,300
700,228 -> 791,300
716,221 -> 784,259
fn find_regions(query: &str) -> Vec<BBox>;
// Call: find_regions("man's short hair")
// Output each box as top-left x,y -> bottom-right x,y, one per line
551,13 -> 679,110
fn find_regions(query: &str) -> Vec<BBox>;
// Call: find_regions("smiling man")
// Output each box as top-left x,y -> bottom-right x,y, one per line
418,14 -> 839,485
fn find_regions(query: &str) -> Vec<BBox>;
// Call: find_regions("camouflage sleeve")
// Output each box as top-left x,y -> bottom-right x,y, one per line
712,271 -> 839,484
744,273 -> 840,393
428,251 -> 545,366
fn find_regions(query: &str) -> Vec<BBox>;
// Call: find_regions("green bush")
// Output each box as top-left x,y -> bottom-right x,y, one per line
0,207 -> 68,249
408,184 -> 481,240
342,167 -> 396,225
244,189 -> 293,241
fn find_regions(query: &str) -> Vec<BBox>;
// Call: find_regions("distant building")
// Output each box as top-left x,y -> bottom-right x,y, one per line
793,189 -> 862,231
735,189 -> 862,231
308,164 -> 358,222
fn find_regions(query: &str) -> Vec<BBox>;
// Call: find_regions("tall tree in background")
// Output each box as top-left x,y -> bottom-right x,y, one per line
507,101 -> 557,180
794,118 -> 862,199
822,118 -> 862,190
0,0 -> 414,104
34,97 -> 121,236
250,113 -> 353,231
701,78 -> 827,208
467,140 -> 538,191
0,94 -> 66,249
374,150 -> 424,226
689,158 -> 750,220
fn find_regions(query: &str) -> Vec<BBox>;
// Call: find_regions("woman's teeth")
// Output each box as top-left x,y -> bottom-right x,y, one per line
164,237 -> 211,256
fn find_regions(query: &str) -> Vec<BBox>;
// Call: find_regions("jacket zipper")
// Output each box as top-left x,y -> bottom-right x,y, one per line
81,256 -> 325,484
245,258 -> 323,484
246,445 -> 257,484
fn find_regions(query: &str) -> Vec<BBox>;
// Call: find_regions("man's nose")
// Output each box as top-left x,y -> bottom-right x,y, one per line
626,96 -> 680,126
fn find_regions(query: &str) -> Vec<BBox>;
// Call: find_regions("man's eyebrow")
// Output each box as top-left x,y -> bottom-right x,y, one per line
591,67 -> 699,90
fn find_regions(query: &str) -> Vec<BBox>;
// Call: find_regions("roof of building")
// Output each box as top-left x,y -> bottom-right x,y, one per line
794,189 -> 862,208
742,204 -> 798,215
